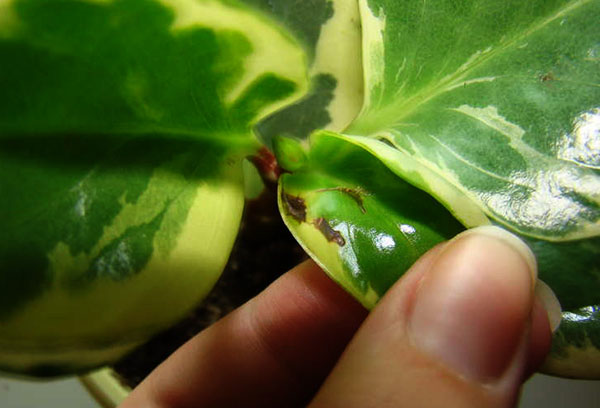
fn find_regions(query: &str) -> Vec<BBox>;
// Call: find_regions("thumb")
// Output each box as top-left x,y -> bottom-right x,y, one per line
309,226 -> 556,408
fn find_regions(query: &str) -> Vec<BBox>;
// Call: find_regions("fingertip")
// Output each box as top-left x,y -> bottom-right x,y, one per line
524,296 -> 553,379
534,280 -> 562,334
310,227 -> 544,408
408,228 -> 536,383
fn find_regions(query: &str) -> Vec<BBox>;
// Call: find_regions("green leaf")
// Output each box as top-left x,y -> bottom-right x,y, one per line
0,137 -> 247,375
279,131 -> 464,308
1,0 -> 307,136
340,0 -> 600,378
254,0 -> 364,146
524,234 -> 600,378
544,306 -> 600,379
348,0 -> 599,240
272,134 -> 307,171
0,0 -> 308,375
241,0 -> 334,58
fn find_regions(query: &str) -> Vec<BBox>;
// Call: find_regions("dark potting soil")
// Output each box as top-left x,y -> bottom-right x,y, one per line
113,186 -> 307,388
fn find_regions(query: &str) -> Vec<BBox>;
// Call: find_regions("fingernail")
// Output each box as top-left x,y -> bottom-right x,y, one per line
409,226 -> 537,382
535,279 -> 562,333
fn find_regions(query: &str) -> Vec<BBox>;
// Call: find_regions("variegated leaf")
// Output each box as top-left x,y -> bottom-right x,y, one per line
349,0 -> 599,240
253,0 -> 364,146
0,0 -> 308,375
335,0 -> 600,378
279,131 -> 463,309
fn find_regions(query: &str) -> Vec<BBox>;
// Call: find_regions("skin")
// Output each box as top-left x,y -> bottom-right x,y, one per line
120,228 -> 552,408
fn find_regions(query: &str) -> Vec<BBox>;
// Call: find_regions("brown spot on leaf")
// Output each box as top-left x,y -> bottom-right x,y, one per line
313,217 -> 346,246
282,193 -> 306,222
539,72 -> 555,82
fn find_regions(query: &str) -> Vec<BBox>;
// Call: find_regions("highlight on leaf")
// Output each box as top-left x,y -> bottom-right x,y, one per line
1,0 -> 599,382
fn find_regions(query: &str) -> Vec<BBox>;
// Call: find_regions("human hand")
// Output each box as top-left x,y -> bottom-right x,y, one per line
119,226 -> 559,408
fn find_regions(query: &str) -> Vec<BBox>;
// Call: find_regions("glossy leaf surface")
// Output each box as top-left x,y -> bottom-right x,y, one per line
0,0 -> 308,375
334,0 -> 600,378
350,0 -> 599,240
279,131 -> 464,309
524,234 -> 600,377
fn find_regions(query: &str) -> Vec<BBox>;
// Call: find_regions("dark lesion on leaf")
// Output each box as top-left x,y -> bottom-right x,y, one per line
375,136 -> 397,149
282,192 -> 307,222
313,217 -> 345,246
539,72 -> 556,83
317,186 -> 368,213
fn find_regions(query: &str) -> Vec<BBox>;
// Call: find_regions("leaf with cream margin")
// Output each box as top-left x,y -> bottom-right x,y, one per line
338,0 -> 600,378
279,131 -> 464,309
349,0 -> 599,240
0,0 -> 308,376
251,0 -> 364,145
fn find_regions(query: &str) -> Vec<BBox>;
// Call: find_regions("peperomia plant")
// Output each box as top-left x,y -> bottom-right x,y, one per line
0,0 -> 598,380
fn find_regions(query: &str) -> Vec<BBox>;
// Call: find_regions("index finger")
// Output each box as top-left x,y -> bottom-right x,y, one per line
119,260 -> 368,408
